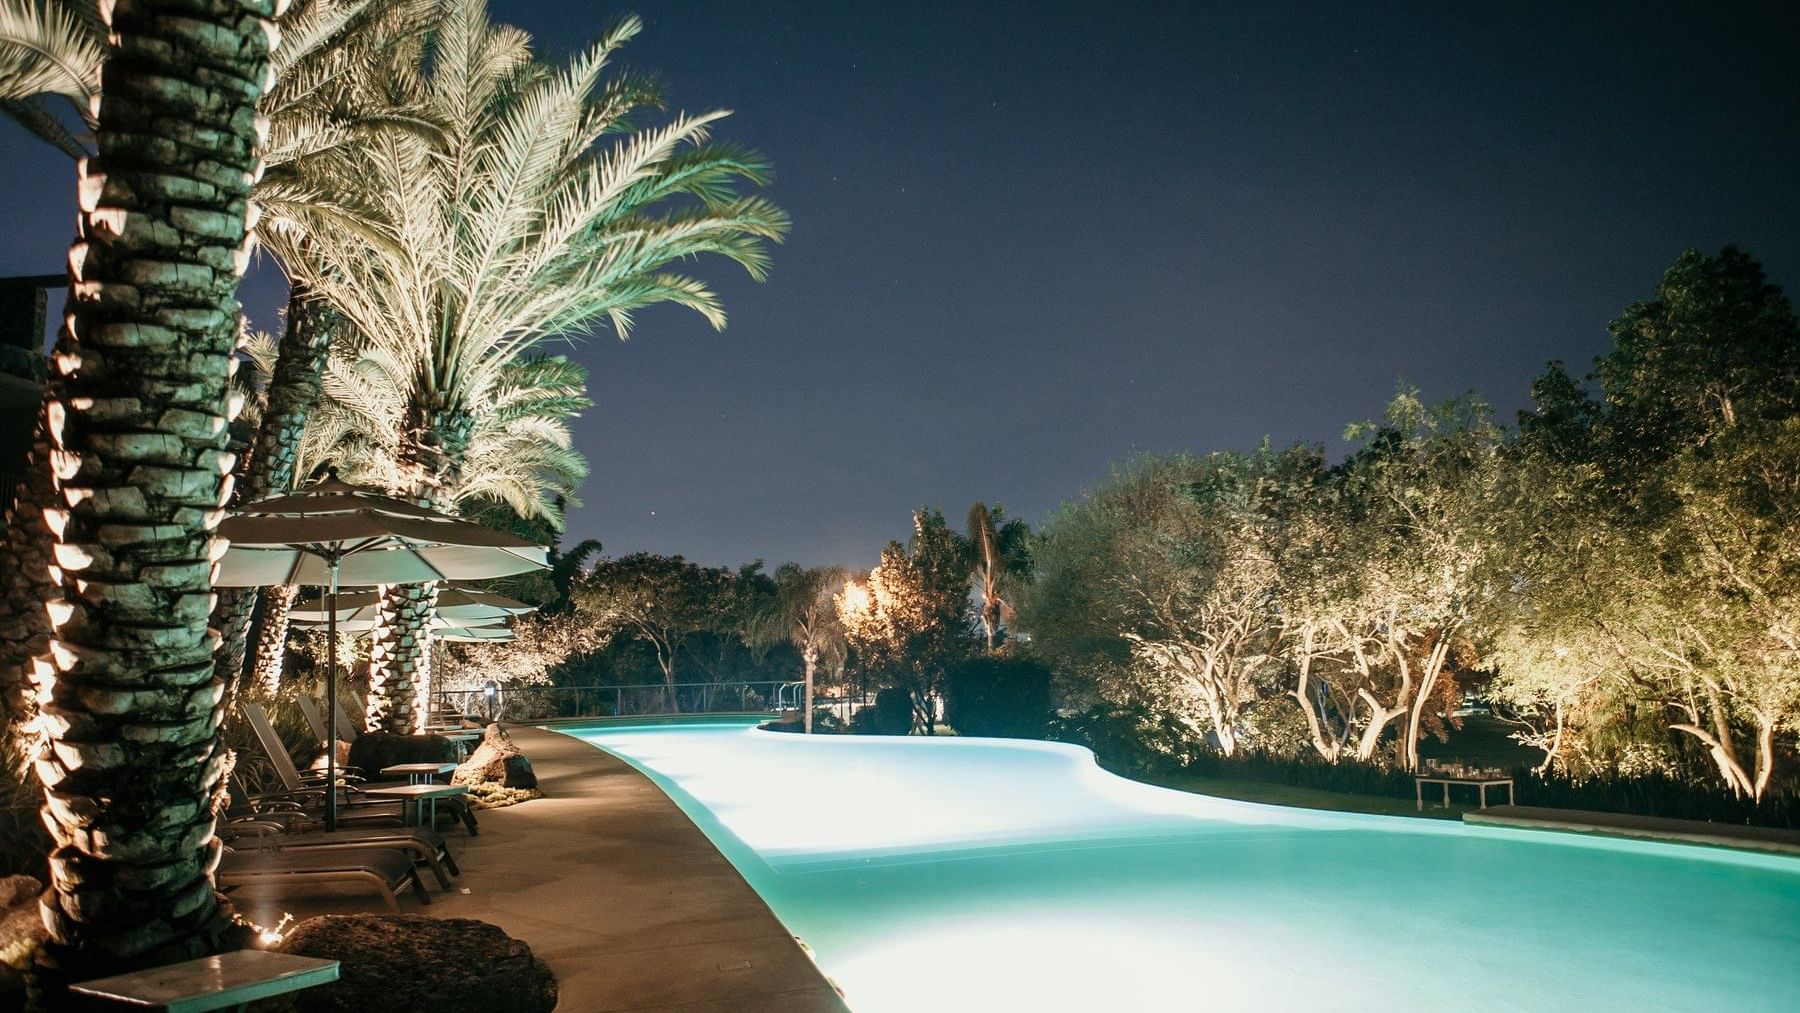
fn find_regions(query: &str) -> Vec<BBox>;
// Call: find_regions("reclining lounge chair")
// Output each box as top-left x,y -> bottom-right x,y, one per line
217,842 -> 430,913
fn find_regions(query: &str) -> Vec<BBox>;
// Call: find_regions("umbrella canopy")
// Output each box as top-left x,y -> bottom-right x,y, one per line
434,625 -> 517,643
214,477 -> 547,588
288,587 -> 536,625
213,474 -> 546,832
289,613 -> 510,635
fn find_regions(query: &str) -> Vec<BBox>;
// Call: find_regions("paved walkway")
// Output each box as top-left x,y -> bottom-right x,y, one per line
236,725 -> 848,1012
1466,804 -> 1800,857
443,726 -> 847,1012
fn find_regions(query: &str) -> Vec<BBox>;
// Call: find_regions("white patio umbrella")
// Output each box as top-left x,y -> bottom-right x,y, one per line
215,474 -> 547,830
289,587 -> 537,626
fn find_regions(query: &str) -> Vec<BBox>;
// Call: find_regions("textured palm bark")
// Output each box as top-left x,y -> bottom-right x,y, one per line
36,0 -> 274,976
213,298 -> 338,698
366,582 -> 437,732
0,425 -> 58,732
213,289 -> 339,698
366,401 -> 471,732
251,583 -> 297,694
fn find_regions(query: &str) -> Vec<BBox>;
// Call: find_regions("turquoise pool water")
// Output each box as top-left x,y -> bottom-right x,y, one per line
564,720 -> 1800,1012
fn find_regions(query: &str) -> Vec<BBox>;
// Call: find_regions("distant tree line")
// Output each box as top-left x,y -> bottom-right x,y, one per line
454,247 -> 1797,812
1019,247 -> 1799,803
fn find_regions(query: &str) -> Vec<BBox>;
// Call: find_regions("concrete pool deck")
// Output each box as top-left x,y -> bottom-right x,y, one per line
235,724 -> 848,1012
444,725 -> 848,1011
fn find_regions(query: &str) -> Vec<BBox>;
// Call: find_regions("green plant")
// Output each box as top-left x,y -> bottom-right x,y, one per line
1047,704 -> 1207,774
944,656 -> 1053,739
851,688 -> 914,735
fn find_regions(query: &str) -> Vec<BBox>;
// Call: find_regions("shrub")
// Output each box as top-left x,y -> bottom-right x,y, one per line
347,733 -> 458,776
944,656 -> 1053,738
850,687 -> 914,735
1047,703 -> 1207,774
1186,749 -> 1800,829
0,742 -> 46,881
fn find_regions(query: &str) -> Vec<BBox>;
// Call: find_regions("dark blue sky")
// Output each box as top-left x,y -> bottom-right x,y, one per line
3,2 -> 1796,567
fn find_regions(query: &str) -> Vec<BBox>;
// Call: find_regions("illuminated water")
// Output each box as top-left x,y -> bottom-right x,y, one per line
564,720 -> 1800,1012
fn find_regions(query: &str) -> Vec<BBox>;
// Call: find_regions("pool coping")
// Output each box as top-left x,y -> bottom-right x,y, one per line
1465,804 -> 1800,857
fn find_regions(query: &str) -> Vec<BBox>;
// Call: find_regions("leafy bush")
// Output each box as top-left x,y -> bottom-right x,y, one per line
0,742 -> 46,881
1047,704 -> 1207,774
347,733 -> 459,776
1187,749 -> 1800,829
944,656 -> 1053,738
850,687 -> 914,735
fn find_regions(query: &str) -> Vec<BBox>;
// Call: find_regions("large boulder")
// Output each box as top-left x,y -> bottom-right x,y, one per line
452,724 -> 537,790
274,914 -> 556,1013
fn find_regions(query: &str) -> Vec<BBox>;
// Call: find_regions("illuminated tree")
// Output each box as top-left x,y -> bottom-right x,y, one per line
292,5 -> 786,729
839,509 -> 972,733
1327,391 -> 1500,769
576,554 -> 733,712
966,502 -> 1031,652
771,564 -> 848,732
1020,448 -> 1317,756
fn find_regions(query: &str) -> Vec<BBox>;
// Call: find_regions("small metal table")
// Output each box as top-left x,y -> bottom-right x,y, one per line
363,783 -> 468,827
1416,774 -> 1515,811
381,761 -> 457,785
69,949 -> 338,1012
432,728 -> 483,758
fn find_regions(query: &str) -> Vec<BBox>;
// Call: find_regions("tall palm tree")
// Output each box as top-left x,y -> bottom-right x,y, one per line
967,502 -> 1031,651
33,0 -> 272,977
771,564 -> 848,733
236,351 -> 592,695
294,2 -> 787,731
0,0 -> 440,704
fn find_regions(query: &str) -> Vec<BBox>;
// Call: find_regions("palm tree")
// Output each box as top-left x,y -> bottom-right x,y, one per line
293,2 -> 787,731
0,0 -> 441,702
771,564 -> 848,733
32,0 -> 272,977
967,502 -> 1031,651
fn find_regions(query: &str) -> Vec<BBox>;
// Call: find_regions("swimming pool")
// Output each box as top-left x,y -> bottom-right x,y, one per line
563,720 -> 1800,1012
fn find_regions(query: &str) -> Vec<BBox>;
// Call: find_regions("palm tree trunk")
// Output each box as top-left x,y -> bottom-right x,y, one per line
367,582 -> 437,733
36,0 -> 274,976
251,584 -> 297,694
802,646 -> 816,734
0,425 -> 57,733
366,402 -> 471,729
213,288 -> 339,698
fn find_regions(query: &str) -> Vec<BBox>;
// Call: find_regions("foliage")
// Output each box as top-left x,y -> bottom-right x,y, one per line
850,687 -> 915,736
292,5 -> 786,509
575,554 -> 734,699
943,655 -> 1053,739
1046,703 -> 1209,775
0,740 -> 45,879
1020,446 -> 1321,756
1020,246 -> 1800,810
1482,247 -> 1800,800
840,509 -> 975,732
966,502 -> 1032,651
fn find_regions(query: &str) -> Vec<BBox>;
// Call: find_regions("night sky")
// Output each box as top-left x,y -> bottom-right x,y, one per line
2,2 -> 1796,568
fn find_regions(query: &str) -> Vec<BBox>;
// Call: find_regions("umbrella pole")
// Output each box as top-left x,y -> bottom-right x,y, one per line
325,553 -> 340,833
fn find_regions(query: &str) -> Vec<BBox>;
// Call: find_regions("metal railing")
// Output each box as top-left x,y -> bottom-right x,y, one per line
430,681 -> 801,723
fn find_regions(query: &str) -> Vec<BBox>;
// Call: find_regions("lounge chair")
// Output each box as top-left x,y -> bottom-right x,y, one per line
222,786 -> 461,890
296,696 -> 331,747
239,702 -> 479,835
217,843 -> 430,913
